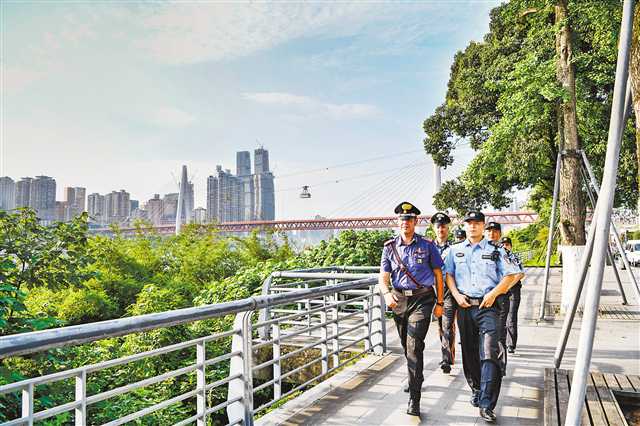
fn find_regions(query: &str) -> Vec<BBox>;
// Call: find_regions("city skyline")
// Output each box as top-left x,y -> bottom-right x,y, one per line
2,2 -> 500,219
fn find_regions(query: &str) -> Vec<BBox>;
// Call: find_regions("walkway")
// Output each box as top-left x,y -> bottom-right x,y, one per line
258,266 -> 640,425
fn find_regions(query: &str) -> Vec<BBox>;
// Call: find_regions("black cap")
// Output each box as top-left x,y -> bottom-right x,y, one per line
485,221 -> 502,231
500,236 -> 512,245
463,210 -> 485,222
430,212 -> 451,225
454,229 -> 466,239
394,201 -> 421,218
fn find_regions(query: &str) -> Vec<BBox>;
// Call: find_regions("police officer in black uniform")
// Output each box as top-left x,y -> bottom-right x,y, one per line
500,236 -> 524,353
431,212 -> 457,374
378,202 -> 445,417
484,222 -> 510,352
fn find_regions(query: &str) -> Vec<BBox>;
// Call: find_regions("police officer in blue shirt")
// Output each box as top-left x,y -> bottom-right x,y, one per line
378,201 -> 445,417
444,210 -> 524,423
431,212 -> 457,375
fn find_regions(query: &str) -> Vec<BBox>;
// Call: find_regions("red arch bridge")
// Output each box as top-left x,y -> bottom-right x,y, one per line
89,211 -> 539,236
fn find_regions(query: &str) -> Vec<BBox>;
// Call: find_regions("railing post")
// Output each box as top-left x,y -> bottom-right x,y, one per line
319,298 -> 329,375
370,285 -> 386,355
258,274 -> 273,341
22,383 -> 34,426
362,293 -> 371,353
305,282 -> 311,336
196,340 -> 207,426
75,371 -> 86,425
272,322 -> 282,399
227,312 -> 254,426
329,292 -> 340,368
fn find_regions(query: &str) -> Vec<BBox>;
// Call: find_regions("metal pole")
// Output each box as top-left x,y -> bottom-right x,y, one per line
565,0 -> 634,423
539,151 -> 562,320
581,149 -> 640,303
553,209 -> 597,368
581,165 -> 628,305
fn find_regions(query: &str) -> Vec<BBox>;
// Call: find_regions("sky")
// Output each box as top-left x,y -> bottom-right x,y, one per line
1,0 -> 504,219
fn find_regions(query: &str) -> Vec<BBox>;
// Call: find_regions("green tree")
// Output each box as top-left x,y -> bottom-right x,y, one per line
424,0 -> 638,234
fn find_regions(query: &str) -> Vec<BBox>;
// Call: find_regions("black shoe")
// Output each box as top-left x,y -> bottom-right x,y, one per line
441,364 -> 451,374
470,390 -> 480,407
407,395 -> 420,416
403,383 -> 409,393
508,346 -> 515,354
479,408 -> 497,422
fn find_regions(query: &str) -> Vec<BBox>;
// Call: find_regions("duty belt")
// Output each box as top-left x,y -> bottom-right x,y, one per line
462,295 -> 483,306
392,286 -> 435,297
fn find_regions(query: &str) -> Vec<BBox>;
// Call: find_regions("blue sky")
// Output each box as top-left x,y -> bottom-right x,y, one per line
2,1 -> 502,219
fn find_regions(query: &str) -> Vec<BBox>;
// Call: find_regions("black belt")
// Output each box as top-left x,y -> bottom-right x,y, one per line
392,286 -> 435,297
462,295 -> 483,306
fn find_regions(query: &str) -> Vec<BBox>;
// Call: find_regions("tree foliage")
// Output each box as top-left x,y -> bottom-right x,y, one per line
424,0 -> 638,213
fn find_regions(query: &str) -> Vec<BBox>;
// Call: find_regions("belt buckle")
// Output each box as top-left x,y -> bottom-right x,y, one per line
404,289 -> 413,296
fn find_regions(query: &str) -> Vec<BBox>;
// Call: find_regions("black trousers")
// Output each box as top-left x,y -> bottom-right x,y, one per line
437,289 -> 457,367
457,304 -> 504,410
506,284 -> 521,349
496,294 -> 510,354
392,290 -> 435,395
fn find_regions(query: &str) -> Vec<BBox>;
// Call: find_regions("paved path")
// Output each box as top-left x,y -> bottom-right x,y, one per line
258,266 -> 640,425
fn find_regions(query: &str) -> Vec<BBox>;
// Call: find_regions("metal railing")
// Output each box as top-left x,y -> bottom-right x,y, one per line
0,268 -> 386,426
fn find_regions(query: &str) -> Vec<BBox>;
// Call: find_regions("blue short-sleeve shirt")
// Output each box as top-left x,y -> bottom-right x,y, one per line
444,238 -> 521,297
380,234 -> 444,290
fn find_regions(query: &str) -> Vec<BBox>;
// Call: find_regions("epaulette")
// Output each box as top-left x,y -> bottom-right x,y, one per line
488,240 -> 502,248
383,239 -> 395,246
452,240 -> 464,245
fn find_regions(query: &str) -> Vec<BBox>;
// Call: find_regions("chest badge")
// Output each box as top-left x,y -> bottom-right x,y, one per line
456,252 -> 465,257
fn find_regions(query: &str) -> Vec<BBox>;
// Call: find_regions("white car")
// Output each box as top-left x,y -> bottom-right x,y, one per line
624,239 -> 640,266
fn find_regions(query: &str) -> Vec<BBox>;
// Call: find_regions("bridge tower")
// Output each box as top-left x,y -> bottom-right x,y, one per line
176,165 -> 189,235
433,157 -> 441,208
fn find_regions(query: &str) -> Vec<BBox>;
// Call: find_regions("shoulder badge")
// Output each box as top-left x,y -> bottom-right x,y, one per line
384,239 -> 395,246
488,240 -> 501,248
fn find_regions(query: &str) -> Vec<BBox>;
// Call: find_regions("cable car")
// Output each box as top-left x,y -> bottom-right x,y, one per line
300,186 -> 311,199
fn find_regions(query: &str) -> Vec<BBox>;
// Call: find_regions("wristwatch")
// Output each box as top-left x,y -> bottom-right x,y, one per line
436,301 -> 444,306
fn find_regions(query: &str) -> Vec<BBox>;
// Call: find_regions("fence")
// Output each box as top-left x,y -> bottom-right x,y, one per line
0,268 -> 386,426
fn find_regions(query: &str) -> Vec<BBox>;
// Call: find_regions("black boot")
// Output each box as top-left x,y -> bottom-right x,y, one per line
441,363 -> 451,374
470,389 -> 480,407
407,393 -> 420,416
479,408 -> 497,422
403,383 -> 409,392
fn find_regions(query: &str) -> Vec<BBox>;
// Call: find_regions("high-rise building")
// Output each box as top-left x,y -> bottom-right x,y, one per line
162,193 -> 179,223
15,178 -> 32,208
54,201 -> 67,222
0,177 -> 15,211
237,151 -> 251,176
64,187 -> 86,220
206,166 -> 242,223
239,175 -> 255,220
29,176 -> 56,220
253,172 -> 275,220
145,194 -> 163,225
104,190 -> 130,223
193,207 -> 207,224
130,200 -> 139,212
254,147 -> 270,174
87,193 -> 106,224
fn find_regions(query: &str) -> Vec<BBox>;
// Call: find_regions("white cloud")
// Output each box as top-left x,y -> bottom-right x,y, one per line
242,91 -> 380,120
147,107 -> 197,127
134,2 -> 434,65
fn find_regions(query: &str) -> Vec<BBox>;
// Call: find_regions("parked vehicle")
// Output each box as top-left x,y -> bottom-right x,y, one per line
624,239 -> 640,266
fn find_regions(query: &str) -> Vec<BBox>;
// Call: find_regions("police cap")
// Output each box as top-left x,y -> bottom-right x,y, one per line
463,210 -> 485,223
485,221 -> 502,231
430,211 -> 451,225
394,201 -> 421,219
454,229 -> 466,239
500,236 -> 512,245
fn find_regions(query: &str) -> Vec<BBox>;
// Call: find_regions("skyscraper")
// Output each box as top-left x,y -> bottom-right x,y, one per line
0,177 -> 15,211
104,190 -> 130,223
237,151 -> 251,177
146,194 -> 163,225
64,187 -> 86,220
87,193 -> 106,224
254,147 -> 270,174
253,172 -> 275,220
162,193 -> 179,223
29,176 -> 56,220
206,166 -> 242,223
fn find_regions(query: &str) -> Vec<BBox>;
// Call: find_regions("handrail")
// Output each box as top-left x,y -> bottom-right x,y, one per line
0,273 -> 377,359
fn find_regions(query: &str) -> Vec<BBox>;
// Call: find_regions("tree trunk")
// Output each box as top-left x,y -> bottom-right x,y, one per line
631,5 -> 640,214
556,0 -> 586,245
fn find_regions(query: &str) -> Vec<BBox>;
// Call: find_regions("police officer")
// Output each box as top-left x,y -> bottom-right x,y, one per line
500,236 -> 524,354
454,228 -> 467,243
484,222 -> 510,352
431,212 -> 457,374
444,211 -> 524,422
378,202 -> 445,417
